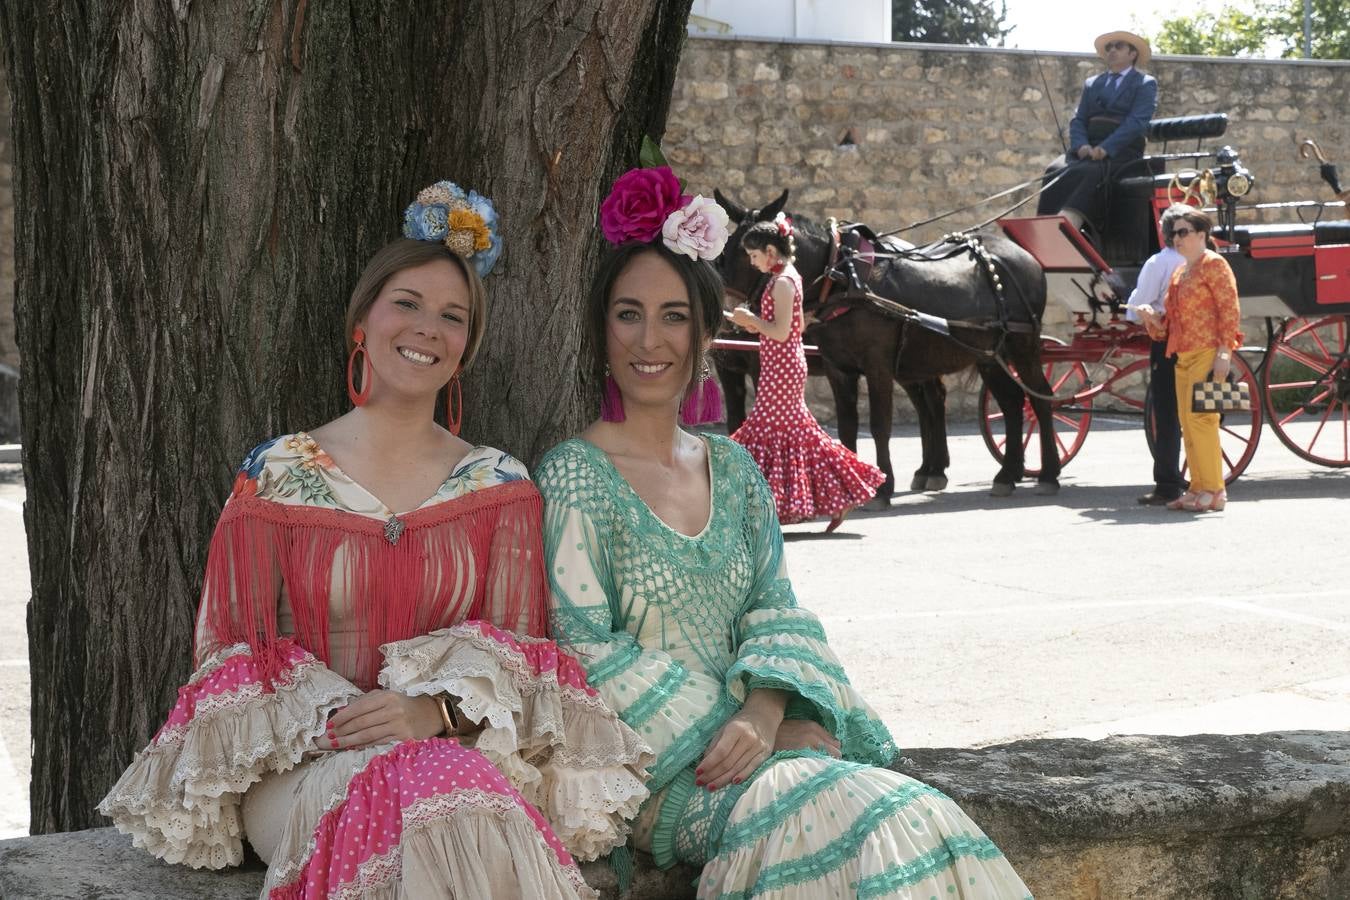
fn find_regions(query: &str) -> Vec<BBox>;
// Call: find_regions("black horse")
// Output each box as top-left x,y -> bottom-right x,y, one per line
714,189 -> 1061,498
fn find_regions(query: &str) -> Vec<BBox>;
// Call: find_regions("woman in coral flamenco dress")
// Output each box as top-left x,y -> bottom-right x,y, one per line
729,217 -> 885,531
98,182 -> 650,899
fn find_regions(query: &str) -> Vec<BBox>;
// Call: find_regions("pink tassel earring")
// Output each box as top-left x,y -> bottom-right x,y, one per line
680,356 -> 725,426
600,365 -> 625,422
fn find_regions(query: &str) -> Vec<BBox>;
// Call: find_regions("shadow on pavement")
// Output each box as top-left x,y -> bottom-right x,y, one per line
805,469 -> 1349,526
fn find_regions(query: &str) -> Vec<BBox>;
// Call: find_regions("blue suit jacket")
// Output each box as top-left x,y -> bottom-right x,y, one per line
1068,69 -> 1158,160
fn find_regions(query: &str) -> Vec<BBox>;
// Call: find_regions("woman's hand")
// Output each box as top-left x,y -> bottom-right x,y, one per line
1212,350 -> 1232,383
697,708 -> 777,790
730,306 -> 760,333
318,690 -> 443,751
773,719 -> 841,758
696,689 -> 788,791
1140,309 -> 1167,342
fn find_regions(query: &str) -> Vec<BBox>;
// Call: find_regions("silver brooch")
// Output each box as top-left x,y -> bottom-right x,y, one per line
383,515 -> 406,545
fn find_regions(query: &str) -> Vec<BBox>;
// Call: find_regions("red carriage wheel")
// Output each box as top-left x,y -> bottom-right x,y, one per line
1095,358 -> 1151,415
979,357 -> 1093,478
1147,350 -> 1262,484
1262,315 -> 1350,467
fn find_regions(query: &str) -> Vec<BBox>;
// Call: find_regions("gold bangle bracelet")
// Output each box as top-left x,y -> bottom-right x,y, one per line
434,694 -> 458,736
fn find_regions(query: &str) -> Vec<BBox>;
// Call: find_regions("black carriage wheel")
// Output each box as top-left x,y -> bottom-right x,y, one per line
1262,315 -> 1350,467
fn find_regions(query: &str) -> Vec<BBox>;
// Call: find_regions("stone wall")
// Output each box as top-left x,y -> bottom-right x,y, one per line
667,36 -> 1350,422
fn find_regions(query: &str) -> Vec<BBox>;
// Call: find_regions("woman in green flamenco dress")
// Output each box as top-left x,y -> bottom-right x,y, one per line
532,163 -> 1033,899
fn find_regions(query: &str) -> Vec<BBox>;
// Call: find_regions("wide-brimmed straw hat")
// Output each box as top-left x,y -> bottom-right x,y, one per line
1095,30 -> 1151,68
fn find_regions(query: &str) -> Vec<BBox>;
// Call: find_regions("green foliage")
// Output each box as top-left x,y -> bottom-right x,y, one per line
639,135 -> 669,170
892,0 -> 1010,46
1150,0 -> 1350,59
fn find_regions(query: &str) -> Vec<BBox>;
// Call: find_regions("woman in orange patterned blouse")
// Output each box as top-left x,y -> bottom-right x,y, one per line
1161,207 -> 1242,511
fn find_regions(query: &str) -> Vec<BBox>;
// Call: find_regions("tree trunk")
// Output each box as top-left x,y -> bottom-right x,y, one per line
0,0 -> 691,834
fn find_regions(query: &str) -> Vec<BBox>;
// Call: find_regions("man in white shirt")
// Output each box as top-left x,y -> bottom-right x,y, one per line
1126,204 -> 1190,504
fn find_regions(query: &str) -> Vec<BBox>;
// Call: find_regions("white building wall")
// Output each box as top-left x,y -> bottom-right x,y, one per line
690,0 -> 891,43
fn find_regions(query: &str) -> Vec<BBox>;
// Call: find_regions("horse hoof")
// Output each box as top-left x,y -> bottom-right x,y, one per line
924,476 -> 948,492
909,475 -> 927,492
862,496 -> 890,512
990,481 -> 1015,498
1034,481 -> 1060,496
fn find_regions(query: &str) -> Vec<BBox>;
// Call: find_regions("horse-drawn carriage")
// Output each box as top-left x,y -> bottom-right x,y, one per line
713,113 -> 1350,499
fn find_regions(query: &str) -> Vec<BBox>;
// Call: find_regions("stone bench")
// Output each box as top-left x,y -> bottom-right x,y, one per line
3,732 -> 1347,898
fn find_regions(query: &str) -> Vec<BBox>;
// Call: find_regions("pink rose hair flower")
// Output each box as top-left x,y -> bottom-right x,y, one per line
662,194 -> 730,261
599,165 -> 685,245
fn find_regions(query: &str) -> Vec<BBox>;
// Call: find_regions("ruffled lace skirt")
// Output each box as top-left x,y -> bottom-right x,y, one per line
650,754 -> 1032,899
244,738 -> 595,899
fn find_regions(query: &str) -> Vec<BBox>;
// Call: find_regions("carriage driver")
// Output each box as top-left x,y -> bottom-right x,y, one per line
1037,30 -> 1159,236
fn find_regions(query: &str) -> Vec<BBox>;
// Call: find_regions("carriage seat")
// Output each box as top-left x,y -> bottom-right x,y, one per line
1113,115 -> 1232,195
1314,220 -> 1350,245
1215,223 -> 1314,247
1213,221 -> 1349,251
1146,114 -> 1229,143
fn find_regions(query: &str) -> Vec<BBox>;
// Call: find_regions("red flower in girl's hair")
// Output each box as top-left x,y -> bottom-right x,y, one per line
599,165 -> 686,245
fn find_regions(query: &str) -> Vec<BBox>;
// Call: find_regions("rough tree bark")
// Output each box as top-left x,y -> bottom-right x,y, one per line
0,0 -> 692,834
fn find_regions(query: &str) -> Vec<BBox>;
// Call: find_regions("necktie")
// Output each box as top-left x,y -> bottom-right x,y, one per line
1107,73 -> 1121,94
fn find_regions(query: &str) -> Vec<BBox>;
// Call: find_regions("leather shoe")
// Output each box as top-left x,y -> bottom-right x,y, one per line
1137,490 -> 1180,506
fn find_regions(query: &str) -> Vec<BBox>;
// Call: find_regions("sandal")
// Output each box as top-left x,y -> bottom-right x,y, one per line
1166,492 -> 1198,511
1204,490 -> 1227,512
1180,491 -> 1217,511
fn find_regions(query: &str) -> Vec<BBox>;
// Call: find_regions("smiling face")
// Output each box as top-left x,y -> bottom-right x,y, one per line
605,251 -> 700,414
357,258 -> 471,402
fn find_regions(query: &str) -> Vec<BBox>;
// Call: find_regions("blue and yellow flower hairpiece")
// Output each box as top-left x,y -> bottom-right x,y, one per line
402,181 -> 503,278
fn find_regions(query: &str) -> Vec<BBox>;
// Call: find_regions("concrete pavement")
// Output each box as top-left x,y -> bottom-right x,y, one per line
0,419 -> 1347,835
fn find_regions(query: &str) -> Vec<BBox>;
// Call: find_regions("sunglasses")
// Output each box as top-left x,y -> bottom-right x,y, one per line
1170,227 -> 1197,239
1104,41 -> 1133,51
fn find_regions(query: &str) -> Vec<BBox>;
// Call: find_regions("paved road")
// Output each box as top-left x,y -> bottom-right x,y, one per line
1,420 -> 1348,835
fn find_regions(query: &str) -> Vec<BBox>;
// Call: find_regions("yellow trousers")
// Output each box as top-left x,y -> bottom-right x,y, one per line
1174,348 -> 1225,493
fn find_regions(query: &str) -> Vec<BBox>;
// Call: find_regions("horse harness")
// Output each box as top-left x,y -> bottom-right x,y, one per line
812,221 -> 1039,346
806,222 -> 1069,402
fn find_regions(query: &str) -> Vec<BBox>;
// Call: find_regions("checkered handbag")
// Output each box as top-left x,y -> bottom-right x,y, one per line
1191,375 -> 1251,413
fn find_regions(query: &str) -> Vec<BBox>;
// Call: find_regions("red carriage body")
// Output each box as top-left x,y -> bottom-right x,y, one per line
992,114 -> 1350,479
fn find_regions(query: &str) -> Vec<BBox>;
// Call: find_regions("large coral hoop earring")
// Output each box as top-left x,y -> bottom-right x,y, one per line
446,370 -> 464,436
347,327 -> 373,407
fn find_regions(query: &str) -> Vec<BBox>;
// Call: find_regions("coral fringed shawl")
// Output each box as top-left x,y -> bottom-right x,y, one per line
198,479 -> 551,691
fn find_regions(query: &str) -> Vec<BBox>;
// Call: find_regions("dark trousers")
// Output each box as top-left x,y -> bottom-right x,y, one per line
1149,340 -> 1184,496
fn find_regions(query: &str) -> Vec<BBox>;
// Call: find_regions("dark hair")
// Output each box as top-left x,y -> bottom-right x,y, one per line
586,242 -> 725,394
345,238 -> 488,369
741,221 -> 796,262
1163,206 -> 1218,251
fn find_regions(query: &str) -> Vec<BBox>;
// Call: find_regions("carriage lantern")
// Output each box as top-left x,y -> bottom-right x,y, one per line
1213,145 -> 1254,241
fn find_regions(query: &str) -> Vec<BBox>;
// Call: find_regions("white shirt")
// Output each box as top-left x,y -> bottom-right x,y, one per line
1124,246 -> 1184,323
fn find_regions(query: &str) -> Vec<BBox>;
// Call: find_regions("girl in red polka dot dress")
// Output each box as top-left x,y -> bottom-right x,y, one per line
729,217 -> 885,530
